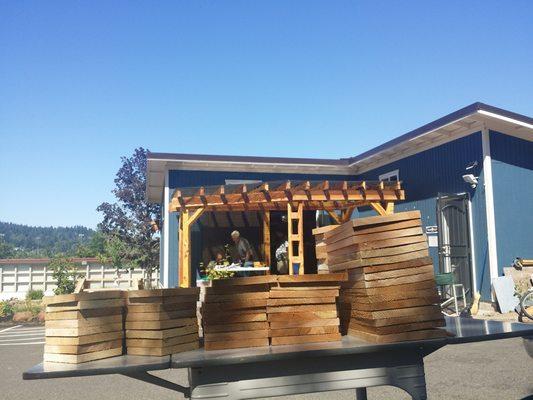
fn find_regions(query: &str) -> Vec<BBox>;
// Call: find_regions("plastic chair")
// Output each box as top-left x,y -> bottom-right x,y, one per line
435,272 -> 466,315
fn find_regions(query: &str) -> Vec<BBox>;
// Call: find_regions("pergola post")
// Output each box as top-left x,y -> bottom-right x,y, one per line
262,211 -> 271,268
179,208 -> 205,288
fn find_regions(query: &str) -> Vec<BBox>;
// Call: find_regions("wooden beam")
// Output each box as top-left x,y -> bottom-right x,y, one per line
262,211 -> 271,268
179,208 -> 205,288
370,202 -> 388,216
385,202 -> 395,214
341,206 -> 356,223
326,210 -> 341,225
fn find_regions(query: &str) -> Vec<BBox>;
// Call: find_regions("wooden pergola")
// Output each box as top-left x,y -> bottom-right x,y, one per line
169,180 -> 405,287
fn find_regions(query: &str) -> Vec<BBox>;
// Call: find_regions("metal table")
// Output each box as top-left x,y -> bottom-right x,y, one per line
23,317 -> 533,400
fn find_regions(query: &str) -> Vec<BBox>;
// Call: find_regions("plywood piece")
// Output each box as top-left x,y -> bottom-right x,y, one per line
45,315 -> 122,329
126,287 -> 200,298
267,311 -> 337,321
347,319 -> 445,335
363,265 -> 434,281
203,321 -> 269,333
269,325 -> 339,337
351,211 -> 422,229
328,250 -> 430,271
351,309 -> 444,327
210,276 -> 277,287
340,288 -> 438,304
46,299 -> 125,313
45,331 -> 123,346
45,324 -> 123,337
126,309 -> 196,321
125,324 -> 198,339
126,333 -> 199,348
204,292 -> 269,303
348,328 -> 447,344
201,299 -> 268,312
44,339 -> 122,355
43,290 -> 124,306
344,271 -> 436,289
276,273 -> 347,283
204,338 -> 269,351
126,302 -> 198,313
266,304 -> 337,313
267,297 -> 336,306
125,317 -> 197,330
269,318 -> 339,330
202,312 -> 267,324
205,284 -> 270,295
269,289 -> 339,298
340,295 -> 441,312
271,333 -> 341,346
127,341 -> 199,356
204,329 -> 269,342
43,347 -> 122,364
350,305 -> 441,320
127,296 -> 198,305
360,257 -> 434,274
45,307 -> 123,321
341,279 -> 437,296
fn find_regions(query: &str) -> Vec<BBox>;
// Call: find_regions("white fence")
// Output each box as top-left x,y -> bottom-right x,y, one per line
0,258 -> 160,300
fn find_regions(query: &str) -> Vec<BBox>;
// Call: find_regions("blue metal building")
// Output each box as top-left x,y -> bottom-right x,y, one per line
147,103 -> 533,300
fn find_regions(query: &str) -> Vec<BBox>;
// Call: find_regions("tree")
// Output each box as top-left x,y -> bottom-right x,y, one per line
97,148 -> 161,288
0,237 -> 15,259
49,256 -> 83,295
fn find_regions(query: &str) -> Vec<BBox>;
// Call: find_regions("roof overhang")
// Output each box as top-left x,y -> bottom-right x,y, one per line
146,102 -> 532,204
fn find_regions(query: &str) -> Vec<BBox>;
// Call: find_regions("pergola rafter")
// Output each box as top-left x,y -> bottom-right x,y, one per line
169,180 -> 405,287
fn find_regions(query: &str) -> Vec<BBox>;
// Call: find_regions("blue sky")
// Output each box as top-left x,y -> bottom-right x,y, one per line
1,1 -> 532,228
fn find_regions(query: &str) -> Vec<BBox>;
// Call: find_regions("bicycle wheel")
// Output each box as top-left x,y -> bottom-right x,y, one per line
521,291 -> 533,321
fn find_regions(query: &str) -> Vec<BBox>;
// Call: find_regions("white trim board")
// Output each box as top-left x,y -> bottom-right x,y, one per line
163,170 -> 170,288
481,127 -> 499,296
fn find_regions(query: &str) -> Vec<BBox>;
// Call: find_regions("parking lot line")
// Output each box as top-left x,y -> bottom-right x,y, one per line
0,325 -> 22,333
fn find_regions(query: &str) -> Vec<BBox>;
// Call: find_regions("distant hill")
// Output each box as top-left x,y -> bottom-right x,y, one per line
0,221 -> 95,258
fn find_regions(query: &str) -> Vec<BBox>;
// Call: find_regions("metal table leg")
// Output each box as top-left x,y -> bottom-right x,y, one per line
356,387 -> 368,400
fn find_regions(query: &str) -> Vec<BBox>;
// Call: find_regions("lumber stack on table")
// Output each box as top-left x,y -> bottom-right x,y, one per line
312,225 -> 337,273
202,276 -> 275,351
125,288 -> 200,356
268,274 -> 345,345
323,211 -> 447,344
43,290 -> 125,364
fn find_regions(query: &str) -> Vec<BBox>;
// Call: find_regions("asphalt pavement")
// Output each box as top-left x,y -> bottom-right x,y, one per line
1,325 -> 532,400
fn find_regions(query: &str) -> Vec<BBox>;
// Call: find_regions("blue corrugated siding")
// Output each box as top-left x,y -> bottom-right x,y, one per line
166,170 -> 354,287
490,131 -> 533,275
356,132 -> 492,299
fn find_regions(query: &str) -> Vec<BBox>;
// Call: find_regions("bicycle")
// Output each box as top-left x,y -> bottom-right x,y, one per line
519,286 -> 533,321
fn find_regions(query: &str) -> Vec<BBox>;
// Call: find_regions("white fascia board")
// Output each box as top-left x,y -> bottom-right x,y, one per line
478,110 -> 533,130
481,126 -> 499,293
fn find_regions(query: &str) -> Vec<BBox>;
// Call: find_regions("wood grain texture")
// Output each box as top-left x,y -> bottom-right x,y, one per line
204,338 -> 269,351
266,304 -> 337,314
271,333 -> 341,346
202,312 -> 267,324
125,324 -> 198,339
267,297 -> 336,306
269,325 -> 339,337
45,324 -> 123,337
348,328 -> 447,343
126,333 -> 199,348
45,299 -> 125,312
202,321 -> 269,333
43,290 -> 124,306
44,339 -> 122,355
267,311 -> 337,321
45,331 -> 123,346
43,347 -> 123,364
125,317 -> 197,330
204,329 -> 269,342
127,341 -> 199,356
269,289 -> 339,298
45,315 -> 122,328
268,318 -> 340,329
44,307 -> 123,321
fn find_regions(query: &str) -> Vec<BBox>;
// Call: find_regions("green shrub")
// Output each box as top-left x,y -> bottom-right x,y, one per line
26,289 -> 44,301
13,299 -> 42,316
49,256 -> 84,295
0,301 -> 14,318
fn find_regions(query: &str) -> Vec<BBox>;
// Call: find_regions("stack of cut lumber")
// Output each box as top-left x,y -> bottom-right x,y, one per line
125,288 -> 200,356
267,274 -> 345,345
312,225 -> 338,272
323,211 -> 447,343
202,276 -> 274,351
43,290 -> 124,363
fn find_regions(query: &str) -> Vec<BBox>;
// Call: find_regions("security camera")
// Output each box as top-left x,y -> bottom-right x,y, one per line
462,174 -> 478,188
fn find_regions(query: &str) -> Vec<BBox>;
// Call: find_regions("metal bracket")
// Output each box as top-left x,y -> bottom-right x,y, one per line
121,371 -> 190,397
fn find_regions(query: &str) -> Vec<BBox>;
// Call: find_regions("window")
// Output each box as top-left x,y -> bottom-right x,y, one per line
379,169 -> 399,182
